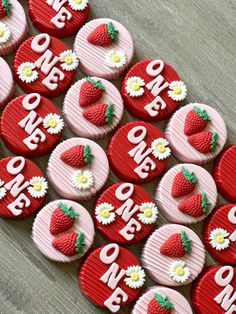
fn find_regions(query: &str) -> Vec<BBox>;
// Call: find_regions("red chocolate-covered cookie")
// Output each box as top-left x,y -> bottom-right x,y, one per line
0,93 -> 64,157
107,121 -> 171,184
203,204 -> 236,264
213,145 -> 236,202
28,0 -> 89,38
0,156 -> 48,219
192,265 -> 236,314
94,182 -> 158,244
13,33 -> 78,98
121,59 -> 187,121
78,243 -> 146,313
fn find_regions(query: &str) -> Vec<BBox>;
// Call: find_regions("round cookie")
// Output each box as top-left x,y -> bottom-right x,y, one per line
203,204 -> 236,264
32,199 -> 94,262
165,104 -> 227,164
192,265 -> 236,314
107,121 -> 171,184
94,182 -> 158,245
213,145 -> 236,202
63,77 -> 124,139
74,18 -> 134,80
47,137 -> 109,200
0,57 -> 14,109
0,0 -> 28,56
13,33 -> 78,98
0,93 -> 64,157
121,59 -> 187,121
28,0 -> 89,38
132,286 -> 193,314
78,243 -> 146,313
142,224 -> 205,287
155,163 -> 217,224
0,156 -> 48,219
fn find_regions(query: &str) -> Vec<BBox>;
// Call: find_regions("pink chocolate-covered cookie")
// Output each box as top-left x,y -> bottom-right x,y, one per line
32,199 -> 95,262
74,18 -> 134,80
155,164 -> 217,224
0,57 -> 14,108
47,138 -> 109,200
165,104 -> 227,164
142,224 -> 205,286
63,77 -> 124,139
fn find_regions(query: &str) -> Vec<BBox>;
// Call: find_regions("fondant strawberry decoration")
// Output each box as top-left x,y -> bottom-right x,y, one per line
0,0 -> 11,19
184,106 -> 211,136
60,144 -> 93,168
87,21 -> 118,46
49,202 -> 78,235
79,77 -> 105,107
171,167 -> 198,198
160,231 -> 192,257
188,131 -> 219,153
147,293 -> 174,314
52,232 -> 86,256
178,192 -> 211,217
82,102 -> 115,126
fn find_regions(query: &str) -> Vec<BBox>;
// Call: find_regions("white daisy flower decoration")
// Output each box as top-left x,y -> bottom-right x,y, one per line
0,22 -> 11,44
124,265 -> 146,289
68,0 -> 88,11
151,138 -> 171,160
95,202 -> 115,225
168,81 -> 187,101
209,228 -> 230,251
27,177 -> 48,198
105,50 -> 127,69
0,179 -> 7,200
17,62 -> 38,84
125,76 -> 145,97
169,260 -> 191,283
137,202 -> 158,225
59,50 -> 79,71
72,169 -> 94,190
43,113 -> 64,134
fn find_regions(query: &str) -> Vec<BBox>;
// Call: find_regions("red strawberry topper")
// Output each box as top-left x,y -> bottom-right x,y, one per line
49,202 -> 78,235
82,102 -> 115,126
52,231 -> 86,256
87,21 -> 118,46
188,131 -> 219,154
0,0 -> 11,19
184,105 -> 211,136
79,77 -> 105,107
171,167 -> 198,198
178,192 -> 211,217
147,293 -> 174,314
60,144 -> 93,168
160,231 -> 192,257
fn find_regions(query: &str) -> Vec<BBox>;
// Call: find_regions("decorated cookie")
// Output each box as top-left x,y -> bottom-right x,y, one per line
192,265 -> 236,314
165,104 -> 227,164
203,204 -> 236,264
94,182 -> 158,244
28,0 -> 89,38
142,224 -> 205,286
47,137 -> 109,200
0,57 -> 14,108
78,243 -> 146,313
132,286 -> 193,314
63,76 -> 124,139
0,93 -> 64,157
121,59 -> 187,121
213,145 -> 236,202
0,0 -> 27,56
107,121 -> 171,184
74,18 -> 134,80
32,199 -> 94,262
0,156 -> 48,219
155,164 -> 217,224
13,33 -> 78,98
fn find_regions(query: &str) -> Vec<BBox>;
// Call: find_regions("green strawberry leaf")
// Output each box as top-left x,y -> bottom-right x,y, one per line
107,22 -> 118,41
75,232 -> 86,255
105,101 -> 116,125
86,76 -> 105,91
180,231 -> 192,254
193,106 -> 211,121
181,167 -> 198,184
83,144 -> 93,166
210,132 -> 219,152
59,202 -> 78,220
154,293 -> 174,309
201,192 -> 211,215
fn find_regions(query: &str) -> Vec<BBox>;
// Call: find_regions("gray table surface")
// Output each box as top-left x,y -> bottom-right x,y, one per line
1,0 -> 236,313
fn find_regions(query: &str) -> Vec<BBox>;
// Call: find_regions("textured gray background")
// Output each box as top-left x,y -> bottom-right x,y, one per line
1,0 -> 236,313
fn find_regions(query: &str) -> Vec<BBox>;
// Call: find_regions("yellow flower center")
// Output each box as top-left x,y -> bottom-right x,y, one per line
23,68 -> 33,77
79,175 -> 88,183
130,272 -> 139,281
157,144 -> 166,153
64,55 -> 73,65
173,86 -> 182,95
33,182 -> 42,191
0,28 -> 4,37
101,209 -> 110,218
48,119 -> 57,128
216,235 -> 225,244
144,208 -> 152,218
175,267 -> 184,276
132,82 -> 140,91
112,54 -> 121,63
74,0 -> 82,3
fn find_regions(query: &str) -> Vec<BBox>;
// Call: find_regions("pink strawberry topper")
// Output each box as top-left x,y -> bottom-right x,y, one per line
79,76 -> 105,107
60,144 -> 93,168
188,131 -> 219,154
87,21 -> 119,46
82,102 -> 115,126
160,231 -> 192,257
184,105 -> 211,136
52,231 -> 86,256
171,166 -> 198,198
147,293 -> 174,314
178,192 -> 211,217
